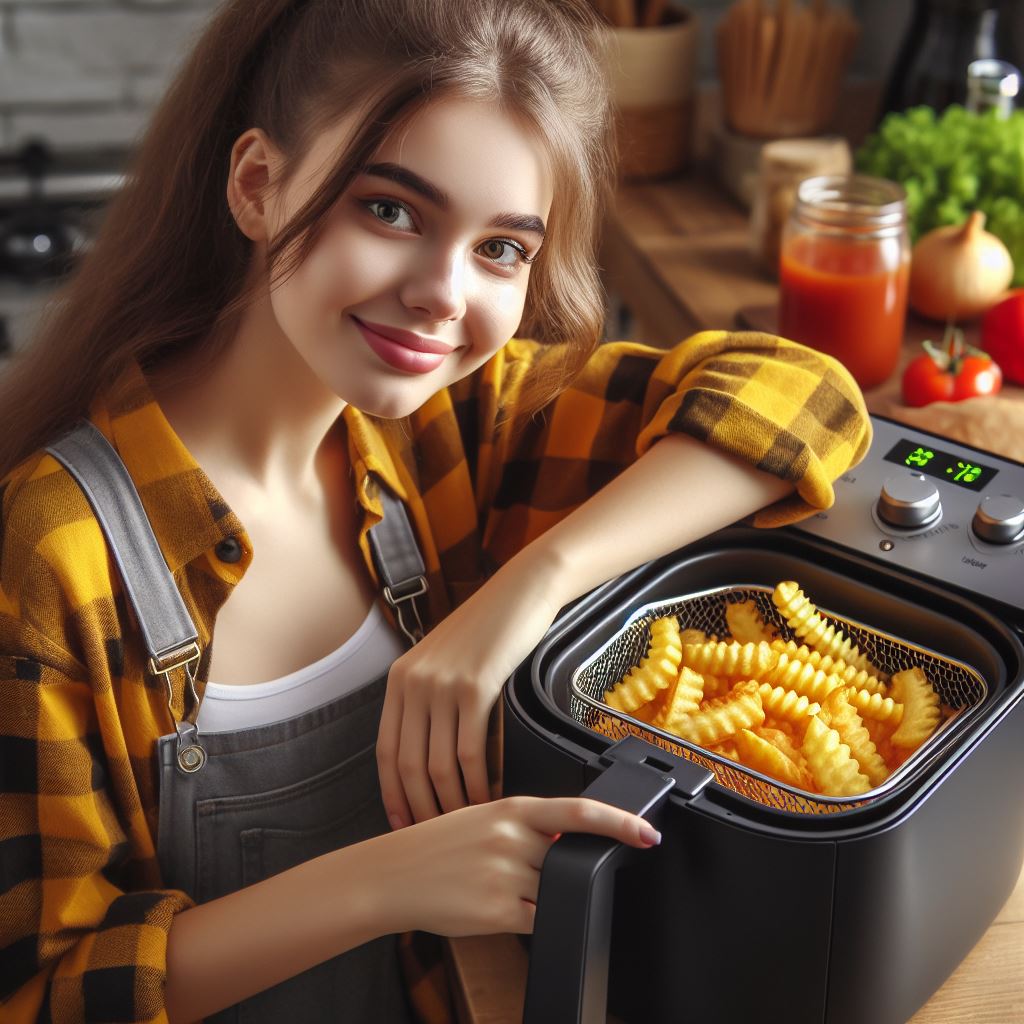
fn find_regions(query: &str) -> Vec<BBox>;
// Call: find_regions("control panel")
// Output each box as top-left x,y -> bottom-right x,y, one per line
792,416 -> 1024,613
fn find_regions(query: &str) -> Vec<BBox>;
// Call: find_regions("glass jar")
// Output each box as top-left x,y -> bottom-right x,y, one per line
778,175 -> 910,390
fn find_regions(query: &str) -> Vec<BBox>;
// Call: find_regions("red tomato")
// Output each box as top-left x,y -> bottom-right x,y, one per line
981,289 -> 1024,385
901,331 -> 1003,408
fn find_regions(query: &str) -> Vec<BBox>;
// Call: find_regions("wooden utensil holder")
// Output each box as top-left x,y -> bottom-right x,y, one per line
606,7 -> 698,181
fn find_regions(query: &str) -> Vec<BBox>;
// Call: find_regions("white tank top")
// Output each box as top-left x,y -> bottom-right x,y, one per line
195,602 -> 406,734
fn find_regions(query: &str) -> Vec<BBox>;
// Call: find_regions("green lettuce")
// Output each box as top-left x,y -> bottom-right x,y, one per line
856,105 -> 1024,285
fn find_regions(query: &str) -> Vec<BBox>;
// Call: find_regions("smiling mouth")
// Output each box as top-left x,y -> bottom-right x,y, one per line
352,316 -> 451,375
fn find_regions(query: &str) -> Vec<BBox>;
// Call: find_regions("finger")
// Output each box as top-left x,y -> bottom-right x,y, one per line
517,796 -> 662,849
522,830 -> 557,872
377,685 -> 413,830
428,699 -> 468,814
514,899 -> 537,935
456,694 -> 492,806
398,691 -> 441,823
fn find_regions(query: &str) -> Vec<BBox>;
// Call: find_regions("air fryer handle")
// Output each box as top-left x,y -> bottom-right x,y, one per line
522,736 -> 714,1024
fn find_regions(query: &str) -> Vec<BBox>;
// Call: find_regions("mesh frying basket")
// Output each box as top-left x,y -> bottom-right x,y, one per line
570,584 -> 989,814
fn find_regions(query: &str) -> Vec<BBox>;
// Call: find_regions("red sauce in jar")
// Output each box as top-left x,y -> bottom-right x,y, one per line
777,176 -> 910,391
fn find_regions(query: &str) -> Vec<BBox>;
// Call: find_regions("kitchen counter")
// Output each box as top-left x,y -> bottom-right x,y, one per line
445,169 -> 1024,1024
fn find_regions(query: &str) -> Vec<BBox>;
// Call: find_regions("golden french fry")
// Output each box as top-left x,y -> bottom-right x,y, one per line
773,582 -> 881,677
890,666 -> 941,749
663,681 -> 764,747
753,724 -> 803,765
679,628 -> 709,646
821,689 -> 889,787
756,683 -> 820,731
604,616 -> 682,714
708,739 -> 741,762
761,715 -> 797,739
802,716 -> 871,797
770,639 -> 887,694
846,687 -> 904,726
725,600 -> 777,645
681,640 -> 777,681
764,653 -> 845,705
735,728 -> 814,790
653,666 -> 706,732
862,715 -> 893,749
700,673 -> 732,699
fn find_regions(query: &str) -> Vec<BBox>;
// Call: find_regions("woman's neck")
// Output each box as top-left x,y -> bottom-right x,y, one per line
148,287 -> 349,504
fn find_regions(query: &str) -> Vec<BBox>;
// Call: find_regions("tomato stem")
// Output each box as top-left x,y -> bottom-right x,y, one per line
922,324 -> 985,376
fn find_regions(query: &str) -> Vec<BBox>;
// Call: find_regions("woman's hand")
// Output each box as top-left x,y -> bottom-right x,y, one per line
359,796 -> 661,937
377,548 -> 568,828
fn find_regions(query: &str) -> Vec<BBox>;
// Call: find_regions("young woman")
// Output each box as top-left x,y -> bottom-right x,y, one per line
0,0 -> 871,1021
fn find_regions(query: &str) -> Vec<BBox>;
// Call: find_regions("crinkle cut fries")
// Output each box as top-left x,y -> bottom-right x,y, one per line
602,582 -> 946,798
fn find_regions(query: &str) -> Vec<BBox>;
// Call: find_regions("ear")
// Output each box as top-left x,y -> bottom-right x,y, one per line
226,128 -> 286,242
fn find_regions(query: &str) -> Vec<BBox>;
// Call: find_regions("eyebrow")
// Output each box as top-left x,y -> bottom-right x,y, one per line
362,161 -> 546,238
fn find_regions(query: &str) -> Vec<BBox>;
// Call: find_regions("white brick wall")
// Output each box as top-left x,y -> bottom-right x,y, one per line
0,0 -> 218,153
0,0 -> 912,156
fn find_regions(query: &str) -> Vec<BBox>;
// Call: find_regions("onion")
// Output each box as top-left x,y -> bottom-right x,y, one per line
908,211 -> 1014,322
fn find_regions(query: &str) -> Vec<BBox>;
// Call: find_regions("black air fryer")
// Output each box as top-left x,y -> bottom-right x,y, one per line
503,416 -> 1024,1024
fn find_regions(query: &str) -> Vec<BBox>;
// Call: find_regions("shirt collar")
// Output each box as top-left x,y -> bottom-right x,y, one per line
87,361 -> 411,579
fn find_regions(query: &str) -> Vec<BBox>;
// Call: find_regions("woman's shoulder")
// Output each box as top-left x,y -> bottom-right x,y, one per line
1,445 -> 110,600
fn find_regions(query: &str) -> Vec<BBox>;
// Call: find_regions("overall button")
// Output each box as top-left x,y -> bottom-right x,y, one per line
214,537 -> 243,563
972,495 -> 1024,545
877,474 -> 941,528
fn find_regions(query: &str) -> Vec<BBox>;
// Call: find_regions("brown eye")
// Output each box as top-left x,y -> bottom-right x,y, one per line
365,199 -> 415,231
478,238 -> 528,268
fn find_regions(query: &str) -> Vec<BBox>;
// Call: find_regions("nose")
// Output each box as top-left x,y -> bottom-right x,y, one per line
399,248 -> 467,323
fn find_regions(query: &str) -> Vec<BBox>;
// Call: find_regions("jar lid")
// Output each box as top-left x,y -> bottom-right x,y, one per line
794,174 -> 907,234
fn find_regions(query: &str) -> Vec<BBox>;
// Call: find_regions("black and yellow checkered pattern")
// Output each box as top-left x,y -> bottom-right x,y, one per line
1,330 -> 869,1021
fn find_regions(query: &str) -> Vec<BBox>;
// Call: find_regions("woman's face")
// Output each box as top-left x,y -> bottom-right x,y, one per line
263,97 -> 553,419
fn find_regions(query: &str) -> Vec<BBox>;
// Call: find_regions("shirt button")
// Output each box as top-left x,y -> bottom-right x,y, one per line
214,537 -> 243,564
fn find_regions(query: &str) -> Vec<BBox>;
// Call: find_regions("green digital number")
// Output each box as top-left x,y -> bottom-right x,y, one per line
953,462 -> 981,483
905,447 -> 934,468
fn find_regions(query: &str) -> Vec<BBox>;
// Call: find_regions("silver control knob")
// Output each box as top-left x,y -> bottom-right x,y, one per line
877,475 -> 942,528
972,495 -> 1024,544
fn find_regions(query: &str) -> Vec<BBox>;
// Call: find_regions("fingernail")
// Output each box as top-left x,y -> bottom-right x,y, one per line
639,823 -> 661,846
389,813 -> 406,831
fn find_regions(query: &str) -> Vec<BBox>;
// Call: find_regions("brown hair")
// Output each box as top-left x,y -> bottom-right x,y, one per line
0,0 -> 615,477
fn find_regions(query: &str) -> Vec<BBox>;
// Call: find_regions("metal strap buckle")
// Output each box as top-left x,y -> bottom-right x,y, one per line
148,641 -> 207,773
382,576 -> 428,645
148,640 -> 201,679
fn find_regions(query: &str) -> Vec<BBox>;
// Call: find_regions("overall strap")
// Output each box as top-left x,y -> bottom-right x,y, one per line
47,420 -> 205,772
367,483 -> 429,645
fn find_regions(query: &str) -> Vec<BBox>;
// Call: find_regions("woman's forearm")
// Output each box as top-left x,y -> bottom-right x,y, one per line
514,432 -> 794,608
164,840 -> 387,1023
163,795 -> 661,1021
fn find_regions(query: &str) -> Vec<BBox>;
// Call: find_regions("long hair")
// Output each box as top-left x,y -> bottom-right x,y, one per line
0,0 -> 615,476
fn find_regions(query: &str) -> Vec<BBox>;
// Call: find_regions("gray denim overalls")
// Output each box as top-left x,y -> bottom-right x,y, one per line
48,422 -> 429,1024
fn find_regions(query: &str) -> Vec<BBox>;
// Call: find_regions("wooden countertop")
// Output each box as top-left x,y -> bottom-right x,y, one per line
446,170 -> 1024,1024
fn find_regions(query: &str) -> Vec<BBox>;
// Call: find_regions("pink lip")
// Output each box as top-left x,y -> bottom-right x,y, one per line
352,316 -> 453,375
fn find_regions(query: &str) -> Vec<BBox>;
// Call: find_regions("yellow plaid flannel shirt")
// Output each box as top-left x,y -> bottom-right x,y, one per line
0,330 -> 870,1022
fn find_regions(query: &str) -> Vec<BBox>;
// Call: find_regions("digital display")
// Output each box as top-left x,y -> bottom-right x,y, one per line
883,438 -> 999,490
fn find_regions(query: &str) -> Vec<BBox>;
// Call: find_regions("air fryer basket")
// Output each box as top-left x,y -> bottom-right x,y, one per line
572,583 -> 988,813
